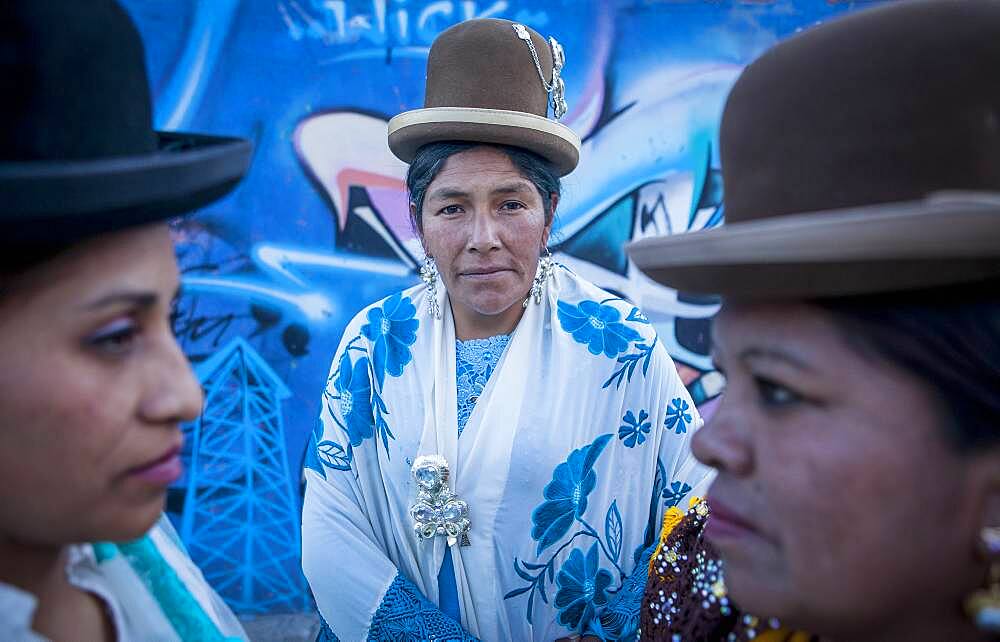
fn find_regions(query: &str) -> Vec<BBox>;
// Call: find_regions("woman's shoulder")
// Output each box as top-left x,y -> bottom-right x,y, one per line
343,283 -> 424,324
339,283 -> 426,344
144,517 -> 249,638
555,267 -> 659,344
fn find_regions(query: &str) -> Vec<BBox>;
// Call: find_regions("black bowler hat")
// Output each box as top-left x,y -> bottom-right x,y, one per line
0,0 -> 251,244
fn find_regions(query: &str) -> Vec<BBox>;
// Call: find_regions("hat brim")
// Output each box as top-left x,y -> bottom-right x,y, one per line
626,192 -> 1000,299
0,131 -> 251,242
387,107 -> 580,176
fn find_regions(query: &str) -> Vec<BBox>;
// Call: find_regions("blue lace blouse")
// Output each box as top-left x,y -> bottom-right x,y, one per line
455,334 -> 512,436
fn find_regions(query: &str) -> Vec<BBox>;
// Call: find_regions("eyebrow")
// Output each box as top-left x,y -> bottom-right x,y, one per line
737,346 -> 814,373
426,182 -> 535,202
83,286 -> 180,311
426,187 -> 469,201
490,182 -> 534,195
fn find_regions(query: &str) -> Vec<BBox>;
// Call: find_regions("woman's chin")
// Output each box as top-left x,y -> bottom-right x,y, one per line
456,292 -> 525,319
88,497 -> 166,543
720,562 -> 790,620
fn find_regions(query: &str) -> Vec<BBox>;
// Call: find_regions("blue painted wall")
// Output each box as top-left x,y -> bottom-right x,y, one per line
121,0 -> 886,614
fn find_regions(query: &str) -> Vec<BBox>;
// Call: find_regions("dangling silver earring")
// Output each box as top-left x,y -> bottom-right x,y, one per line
420,255 -> 442,320
523,248 -> 555,308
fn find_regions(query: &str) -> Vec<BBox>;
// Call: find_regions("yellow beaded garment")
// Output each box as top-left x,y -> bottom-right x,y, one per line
640,498 -> 815,641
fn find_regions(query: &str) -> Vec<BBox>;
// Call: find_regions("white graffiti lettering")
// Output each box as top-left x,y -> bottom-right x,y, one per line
278,0 -> 510,47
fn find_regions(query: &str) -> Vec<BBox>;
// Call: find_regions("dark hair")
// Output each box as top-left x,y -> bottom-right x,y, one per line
818,283 -> 1000,451
0,241 -> 76,298
405,141 -> 561,234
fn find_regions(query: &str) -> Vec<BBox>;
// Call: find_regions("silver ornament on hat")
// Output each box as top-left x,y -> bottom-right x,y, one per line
409,455 -> 471,547
512,23 -> 569,120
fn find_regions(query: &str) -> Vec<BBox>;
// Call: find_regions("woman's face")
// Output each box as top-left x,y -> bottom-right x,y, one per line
694,302 -> 994,637
417,146 -> 553,328
0,224 -> 202,546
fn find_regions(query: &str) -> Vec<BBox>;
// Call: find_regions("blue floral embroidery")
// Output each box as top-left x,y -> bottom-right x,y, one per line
309,416 -> 354,476
554,543 -> 614,630
604,501 -> 623,564
304,419 -> 328,478
593,543 -> 655,641
602,338 -> 658,390
557,300 -> 642,359
508,434 -> 627,626
625,307 -> 650,324
665,397 -> 693,434
617,410 -> 651,448
632,458 -> 668,567
531,434 -> 614,555
316,440 -> 353,472
663,481 -> 693,508
361,293 -> 419,387
329,351 -> 375,446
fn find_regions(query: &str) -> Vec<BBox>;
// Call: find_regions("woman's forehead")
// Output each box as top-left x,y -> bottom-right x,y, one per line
432,152 -> 528,184
1,224 -> 179,311
425,176 -> 537,202
713,301 -> 842,364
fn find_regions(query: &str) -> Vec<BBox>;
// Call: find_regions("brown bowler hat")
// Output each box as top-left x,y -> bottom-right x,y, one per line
627,0 -> 1000,299
387,18 -> 580,176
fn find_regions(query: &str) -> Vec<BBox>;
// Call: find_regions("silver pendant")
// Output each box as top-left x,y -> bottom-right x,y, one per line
523,253 -> 555,308
548,37 -> 568,120
511,24 -> 570,121
409,455 -> 471,547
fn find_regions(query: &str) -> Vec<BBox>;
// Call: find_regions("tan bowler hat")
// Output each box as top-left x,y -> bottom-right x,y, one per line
627,0 -> 1000,299
387,18 -> 580,176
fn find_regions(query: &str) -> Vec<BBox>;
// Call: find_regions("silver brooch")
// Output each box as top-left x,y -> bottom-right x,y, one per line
512,23 -> 569,120
409,455 -> 471,547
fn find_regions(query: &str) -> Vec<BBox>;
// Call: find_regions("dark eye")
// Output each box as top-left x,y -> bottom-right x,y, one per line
87,319 -> 138,356
500,201 -> 525,212
439,204 -> 463,215
755,377 -> 801,407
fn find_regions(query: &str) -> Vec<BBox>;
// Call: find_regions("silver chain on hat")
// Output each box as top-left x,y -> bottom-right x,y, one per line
512,23 -> 568,120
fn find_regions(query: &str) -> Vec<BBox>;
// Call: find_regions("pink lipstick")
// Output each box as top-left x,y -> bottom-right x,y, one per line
129,446 -> 182,485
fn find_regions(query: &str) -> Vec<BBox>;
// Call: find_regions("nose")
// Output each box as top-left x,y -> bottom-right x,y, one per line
140,332 -> 204,425
467,210 -> 502,253
691,394 -> 754,477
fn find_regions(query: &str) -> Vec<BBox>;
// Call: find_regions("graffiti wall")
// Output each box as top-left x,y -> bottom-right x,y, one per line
121,0 -> 885,614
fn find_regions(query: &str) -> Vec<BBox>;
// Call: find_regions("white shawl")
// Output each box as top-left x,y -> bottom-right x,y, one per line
302,265 -> 712,641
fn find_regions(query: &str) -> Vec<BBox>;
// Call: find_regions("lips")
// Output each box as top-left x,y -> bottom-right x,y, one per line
457,268 -> 516,282
459,267 -> 513,277
129,444 -> 183,486
704,495 -> 760,542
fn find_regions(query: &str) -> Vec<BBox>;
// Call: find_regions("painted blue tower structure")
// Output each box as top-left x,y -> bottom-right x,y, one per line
176,337 -> 307,613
